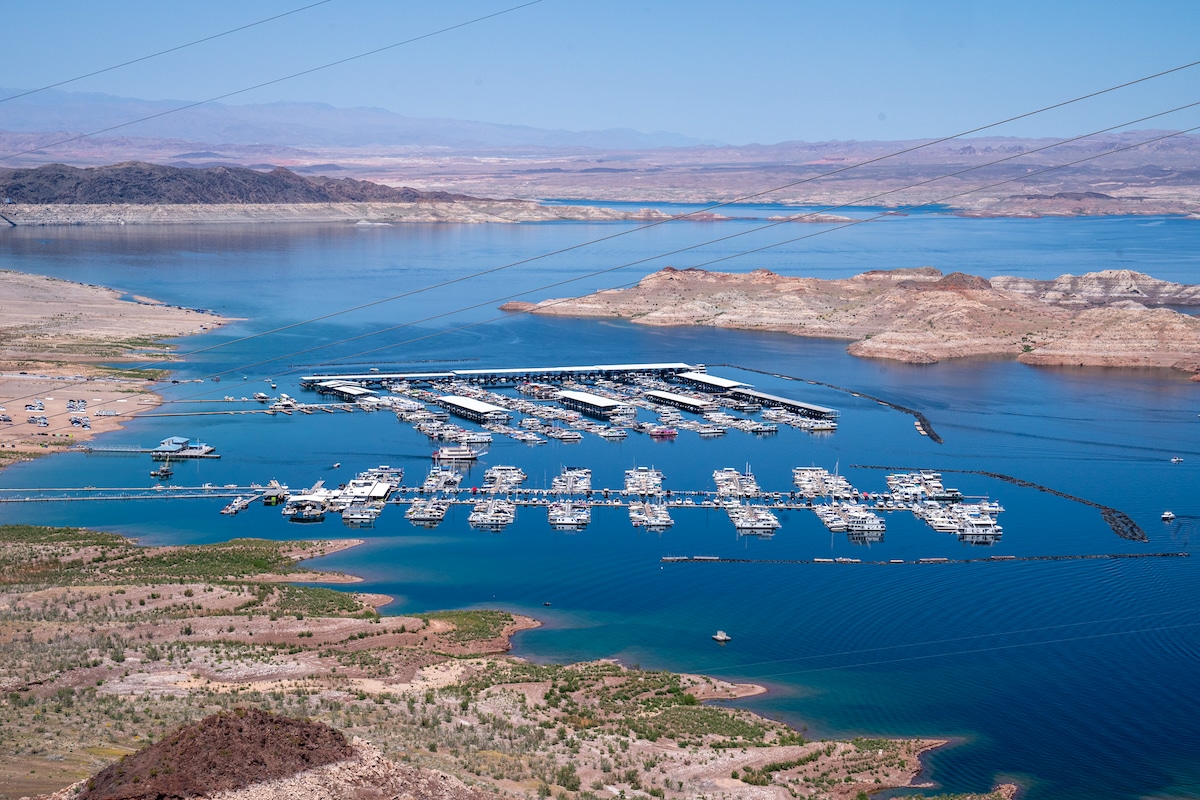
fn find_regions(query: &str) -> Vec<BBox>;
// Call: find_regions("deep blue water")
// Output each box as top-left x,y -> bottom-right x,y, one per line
1,211 -> 1198,800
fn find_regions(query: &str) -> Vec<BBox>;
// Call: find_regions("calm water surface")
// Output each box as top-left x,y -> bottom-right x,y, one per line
1,210 -> 1198,800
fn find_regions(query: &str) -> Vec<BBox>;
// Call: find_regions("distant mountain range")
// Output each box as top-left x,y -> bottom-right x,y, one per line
0,162 -> 471,204
0,87 -> 716,151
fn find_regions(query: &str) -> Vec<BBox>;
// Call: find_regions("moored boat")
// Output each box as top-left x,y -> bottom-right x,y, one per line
433,444 -> 485,461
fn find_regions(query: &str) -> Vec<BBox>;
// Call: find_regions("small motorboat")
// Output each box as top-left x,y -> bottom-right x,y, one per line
1162,510 -> 1176,521
1170,457 -> 1183,464
712,630 -> 731,643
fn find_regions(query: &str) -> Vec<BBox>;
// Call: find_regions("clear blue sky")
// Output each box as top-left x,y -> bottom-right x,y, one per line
6,0 -> 1200,144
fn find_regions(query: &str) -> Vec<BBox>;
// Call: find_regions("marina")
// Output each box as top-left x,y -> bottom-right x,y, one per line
0,461 -> 1025,542
3,212 -> 1196,800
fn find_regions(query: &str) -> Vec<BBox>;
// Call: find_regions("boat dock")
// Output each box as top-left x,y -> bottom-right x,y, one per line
660,552 -> 1189,566
0,461 -> 1002,539
77,436 -> 220,459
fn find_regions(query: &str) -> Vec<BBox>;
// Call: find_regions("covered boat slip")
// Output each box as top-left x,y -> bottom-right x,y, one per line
643,389 -> 718,414
307,379 -> 379,402
727,388 -> 838,420
675,370 -> 748,392
300,362 -> 698,389
298,362 -> 838,420
556,389 -> 630,418
436,395 -> 512,423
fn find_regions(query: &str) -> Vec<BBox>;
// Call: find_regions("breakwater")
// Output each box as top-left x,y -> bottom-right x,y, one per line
663,552 -> 1187,566
853,465 -> 1148,542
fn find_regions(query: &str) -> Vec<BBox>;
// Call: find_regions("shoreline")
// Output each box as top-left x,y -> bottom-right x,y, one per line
506,266 -> 1200,378
0,270 -> 234,471
0,526 -> 994,798
1,200 -> 731,227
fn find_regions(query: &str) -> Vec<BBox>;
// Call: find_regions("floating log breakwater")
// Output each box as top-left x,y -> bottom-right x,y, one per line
853,465 -> 1148,542
663,552 -> 1187,566
713,364 -> 943,443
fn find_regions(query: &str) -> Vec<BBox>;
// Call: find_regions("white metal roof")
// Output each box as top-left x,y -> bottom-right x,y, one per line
644,390 -> 714,408
678,371 -> 747,389
729,387 -> 837,415
557,389 -> 625,409
452,362 -> 695,377
439,395 -> 510,414
315,380 -> 377,396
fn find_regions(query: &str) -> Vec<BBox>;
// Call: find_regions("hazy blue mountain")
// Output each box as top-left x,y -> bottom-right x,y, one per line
0,87 -> 716,150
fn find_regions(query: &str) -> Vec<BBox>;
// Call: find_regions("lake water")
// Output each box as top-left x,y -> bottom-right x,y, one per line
1,208 -> 1198,800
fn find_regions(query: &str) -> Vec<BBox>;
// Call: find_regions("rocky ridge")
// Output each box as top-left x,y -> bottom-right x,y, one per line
503,267 -> 1200,377
0,162 -> 472,205
992,268 -> 1200,306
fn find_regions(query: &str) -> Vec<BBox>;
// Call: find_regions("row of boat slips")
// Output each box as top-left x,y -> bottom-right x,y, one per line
300,362 -> 701,389
216,460 -> 998,541
370,378 -> 821,446
713,467 -> 761,497
300,362 -> 838,430
794,466 -> 1003,540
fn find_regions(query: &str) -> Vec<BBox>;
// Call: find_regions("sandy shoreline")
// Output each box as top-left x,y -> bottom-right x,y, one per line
0,270 -> 233,468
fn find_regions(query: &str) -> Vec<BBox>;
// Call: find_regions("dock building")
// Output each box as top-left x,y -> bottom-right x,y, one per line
556,389 -> 630,419
301,362 -> 697,390
643,389 -> 718,414
728,388 -> 838,420
675,371 -> 749,393
151,436 -> 219,460
308,379 -> 379,403
436,395 -> 512,424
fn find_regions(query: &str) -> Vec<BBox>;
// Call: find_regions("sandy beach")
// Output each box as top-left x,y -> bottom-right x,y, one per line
0,269 -> 231,466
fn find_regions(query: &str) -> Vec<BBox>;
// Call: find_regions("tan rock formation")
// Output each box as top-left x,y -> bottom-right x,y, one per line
506,267 -> 1200,375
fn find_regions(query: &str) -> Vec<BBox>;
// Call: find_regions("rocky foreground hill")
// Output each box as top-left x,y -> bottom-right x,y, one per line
502,267 -> 1200,378
42,709 -> 497,800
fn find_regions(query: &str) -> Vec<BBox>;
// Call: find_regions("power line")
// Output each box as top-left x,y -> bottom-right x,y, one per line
714,608 -> 1200,674
0,0 -> 546,163
278,121 -> 1200,373
191,106 -> 1200,375
743,620 -> 1200,679
0,0 -> 336,105
171,56 -> 1200,361
6,117 -> 1196,422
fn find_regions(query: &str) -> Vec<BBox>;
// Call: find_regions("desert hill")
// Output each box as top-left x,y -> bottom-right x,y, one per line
502,267 -> 1200,377
0,162 -> 473,205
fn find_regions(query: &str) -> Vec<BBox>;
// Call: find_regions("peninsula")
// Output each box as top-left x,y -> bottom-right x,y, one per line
0,270 -> 230,463
0,526 -> 1015,800
502,267 -> 1200,378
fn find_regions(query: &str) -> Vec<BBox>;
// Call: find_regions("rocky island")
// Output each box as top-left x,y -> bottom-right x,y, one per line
502,267 -> 1200,378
